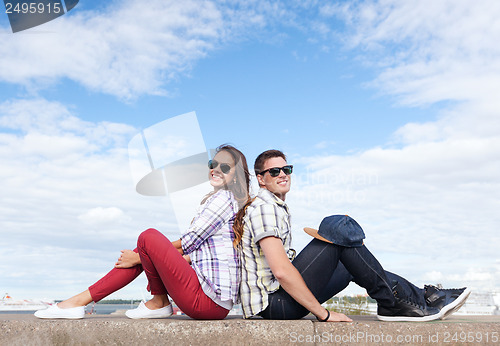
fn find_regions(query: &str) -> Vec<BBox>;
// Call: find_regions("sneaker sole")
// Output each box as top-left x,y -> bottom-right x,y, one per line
34,309 -> 84,319
376,312 -> 441,322
34,311 -> 84,319
35,315 -> 84,319
125,314 -> 173,319
439,287 -> 471,320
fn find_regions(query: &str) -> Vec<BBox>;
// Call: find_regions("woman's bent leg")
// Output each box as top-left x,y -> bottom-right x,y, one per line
137,228 -> 228,320
35,248 -> 144,319
88,248 -> 144,302
57,290 -> 93,308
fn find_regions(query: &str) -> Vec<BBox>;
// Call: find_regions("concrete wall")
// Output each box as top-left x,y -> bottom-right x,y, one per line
1,314 -> 499,345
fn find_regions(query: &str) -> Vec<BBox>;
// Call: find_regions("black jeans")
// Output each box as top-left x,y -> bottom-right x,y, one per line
259,239 -> 424,320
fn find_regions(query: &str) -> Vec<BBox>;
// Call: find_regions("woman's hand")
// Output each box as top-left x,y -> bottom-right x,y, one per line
115,250 -> 141,268
183,254 -> 191,264
172,239 -> 184,255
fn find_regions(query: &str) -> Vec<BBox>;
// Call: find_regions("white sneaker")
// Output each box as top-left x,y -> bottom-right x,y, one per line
125,301 -> 173,319
34,304 -> 85,319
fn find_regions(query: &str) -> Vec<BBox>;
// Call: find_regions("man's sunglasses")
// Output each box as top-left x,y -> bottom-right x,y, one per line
258,165 -> 293,177
208,159 -> 232,174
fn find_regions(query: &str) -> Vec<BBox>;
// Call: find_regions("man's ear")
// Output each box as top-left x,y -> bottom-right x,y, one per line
256,173 -> 265,187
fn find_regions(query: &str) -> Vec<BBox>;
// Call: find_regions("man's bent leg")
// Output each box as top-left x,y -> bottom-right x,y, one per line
340,246 -> 441,321
338,246 -> 395,307
261,239 -> 343,319
317,266 -> 427,306
329,255 -> 467,319
315,262 -> 353,303
384,271 -> 426,305
262,240 -> 400,319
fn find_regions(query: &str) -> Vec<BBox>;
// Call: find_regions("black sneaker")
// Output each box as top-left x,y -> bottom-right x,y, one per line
424,285 -> 471,320
377,283 -> 441,322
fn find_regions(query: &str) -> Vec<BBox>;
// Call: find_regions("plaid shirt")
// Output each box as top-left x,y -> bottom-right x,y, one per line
239,188 -> 292,318
181,189 -> 240,308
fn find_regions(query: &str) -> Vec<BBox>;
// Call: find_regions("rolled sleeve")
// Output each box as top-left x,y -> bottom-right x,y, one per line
249,204 -> 286,244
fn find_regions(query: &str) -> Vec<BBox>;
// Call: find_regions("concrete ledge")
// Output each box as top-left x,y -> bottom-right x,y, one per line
1,314 -> 499,345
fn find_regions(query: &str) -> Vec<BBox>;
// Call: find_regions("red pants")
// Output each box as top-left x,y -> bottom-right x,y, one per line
88,228 -> 229,320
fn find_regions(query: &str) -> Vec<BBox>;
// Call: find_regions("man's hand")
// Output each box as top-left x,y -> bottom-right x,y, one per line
327,311 -> 352,322
115,249 -> 141,268
317,308 -> 352,322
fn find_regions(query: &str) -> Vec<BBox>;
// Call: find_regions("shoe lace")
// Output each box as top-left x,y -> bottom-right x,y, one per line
394,289 -> 426,309
425,285 -> 464,293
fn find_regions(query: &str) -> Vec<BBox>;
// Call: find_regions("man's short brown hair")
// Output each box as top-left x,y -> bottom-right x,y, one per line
254,149 -> 287,175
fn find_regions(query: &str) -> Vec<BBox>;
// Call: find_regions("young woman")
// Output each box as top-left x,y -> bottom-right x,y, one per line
35,145 -> 250,320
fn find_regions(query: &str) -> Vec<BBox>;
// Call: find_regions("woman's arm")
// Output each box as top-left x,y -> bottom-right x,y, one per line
171,239 -> 184,255
172,239 -> 190,262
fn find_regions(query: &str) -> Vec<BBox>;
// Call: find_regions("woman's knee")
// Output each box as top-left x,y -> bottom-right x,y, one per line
137,228 -> 163,247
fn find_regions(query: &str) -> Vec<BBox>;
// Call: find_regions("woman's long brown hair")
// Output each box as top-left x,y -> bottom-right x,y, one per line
213,145 -> 251,247
232,196 -> 256,247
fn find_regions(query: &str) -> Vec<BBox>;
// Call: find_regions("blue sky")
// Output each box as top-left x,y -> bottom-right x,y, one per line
1,0 -> 499,301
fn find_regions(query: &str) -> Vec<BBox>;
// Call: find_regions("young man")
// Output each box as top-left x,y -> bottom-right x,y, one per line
237,149 -> 470,322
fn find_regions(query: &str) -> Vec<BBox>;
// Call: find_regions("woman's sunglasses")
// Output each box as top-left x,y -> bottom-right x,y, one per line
258,165 -> 293,177
208,159 -> 232,174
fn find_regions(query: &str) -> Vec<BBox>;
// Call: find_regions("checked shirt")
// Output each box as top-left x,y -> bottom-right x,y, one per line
181,189 -> 240,308
239,188 -> 293,318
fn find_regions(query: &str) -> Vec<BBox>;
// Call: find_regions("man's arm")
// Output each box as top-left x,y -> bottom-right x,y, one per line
259,236 -> 351,322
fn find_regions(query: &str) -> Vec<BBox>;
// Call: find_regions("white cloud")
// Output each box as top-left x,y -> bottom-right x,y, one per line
450,271 -> 493,283
0,1 -> 224,99
0,0 -> 287,100
323,0 -> 500,107
0,98 -> 181,299
78,207 -> 130,225
423,271 -> 444,283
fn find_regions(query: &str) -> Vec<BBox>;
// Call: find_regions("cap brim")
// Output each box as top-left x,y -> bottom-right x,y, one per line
303,227 -> 333,244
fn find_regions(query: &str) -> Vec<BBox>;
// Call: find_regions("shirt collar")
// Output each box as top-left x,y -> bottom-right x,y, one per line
257,188 -> 289,211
